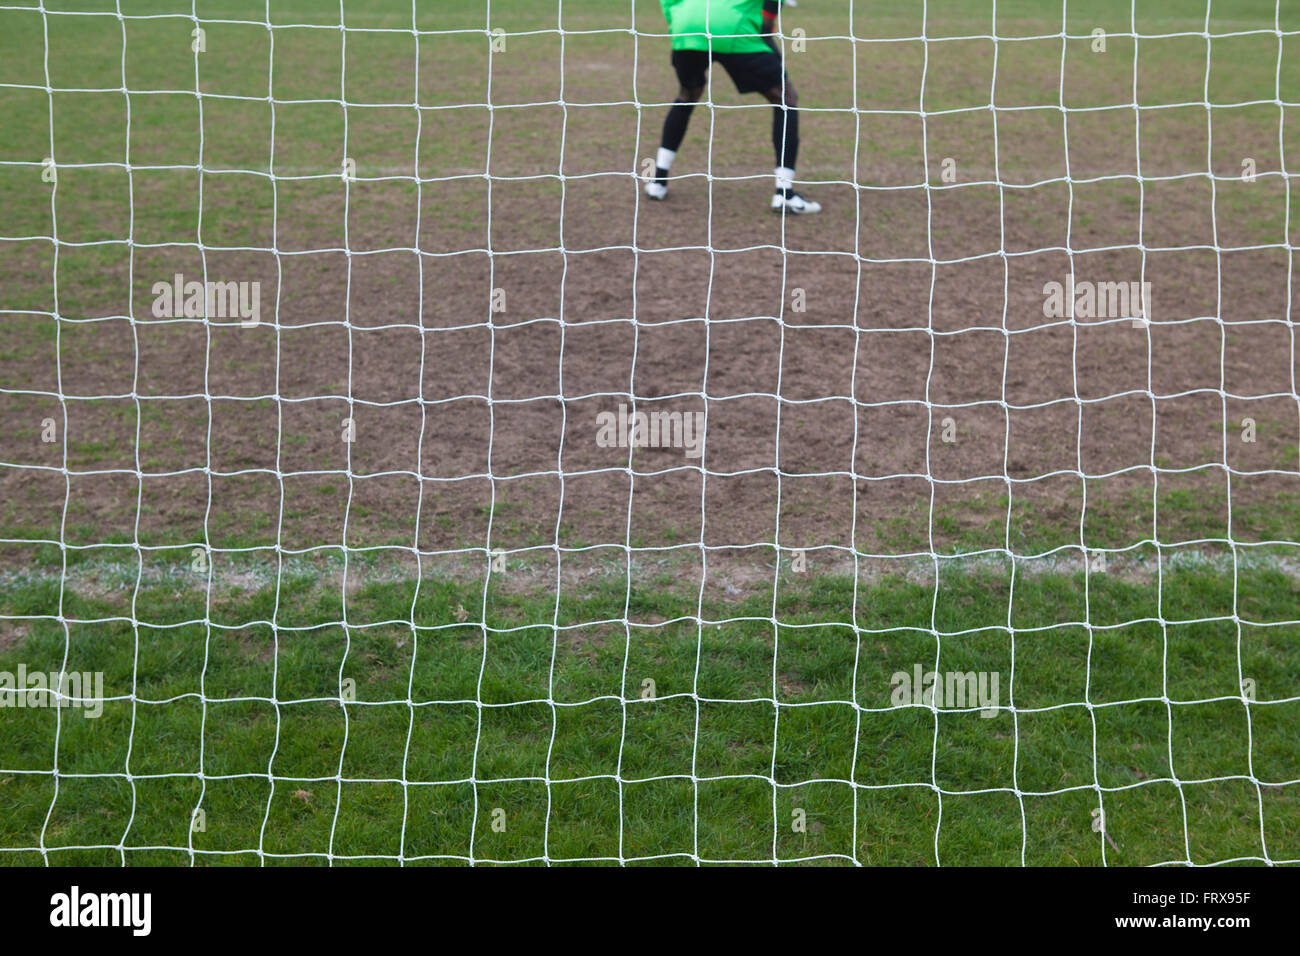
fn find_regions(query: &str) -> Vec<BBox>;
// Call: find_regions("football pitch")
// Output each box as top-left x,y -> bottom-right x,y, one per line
0,0 -> 1298,865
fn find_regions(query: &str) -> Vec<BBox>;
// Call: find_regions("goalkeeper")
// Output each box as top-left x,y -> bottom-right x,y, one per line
647,0 -> 820,214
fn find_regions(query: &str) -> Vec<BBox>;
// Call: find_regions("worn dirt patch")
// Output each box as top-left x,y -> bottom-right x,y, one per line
2,90 -> 1298,577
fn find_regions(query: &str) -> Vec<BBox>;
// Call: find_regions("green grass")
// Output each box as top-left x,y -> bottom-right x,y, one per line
0,557 -> 1298,865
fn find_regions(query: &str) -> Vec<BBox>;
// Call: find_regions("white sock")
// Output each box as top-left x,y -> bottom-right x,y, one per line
775,166 -> 795,192
656,147 -> 676,171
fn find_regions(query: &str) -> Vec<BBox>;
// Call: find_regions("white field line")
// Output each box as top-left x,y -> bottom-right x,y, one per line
2,545 -> 1298,604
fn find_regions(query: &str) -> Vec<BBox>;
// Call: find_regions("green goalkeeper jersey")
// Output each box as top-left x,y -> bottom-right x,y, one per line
659,0 -> 771,54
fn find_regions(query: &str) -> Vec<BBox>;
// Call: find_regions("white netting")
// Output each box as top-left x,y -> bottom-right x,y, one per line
0,0 -> 1298,866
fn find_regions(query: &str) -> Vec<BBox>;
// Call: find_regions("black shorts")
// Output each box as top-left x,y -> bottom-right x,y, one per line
671,48 -> 784,95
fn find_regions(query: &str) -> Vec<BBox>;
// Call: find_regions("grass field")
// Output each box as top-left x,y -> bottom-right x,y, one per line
1,0 -> 1299,865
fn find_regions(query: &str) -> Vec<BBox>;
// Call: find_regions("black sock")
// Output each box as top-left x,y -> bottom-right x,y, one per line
654,166 -> 670,185
660,101 -> 696,175
773,104 -> 799,176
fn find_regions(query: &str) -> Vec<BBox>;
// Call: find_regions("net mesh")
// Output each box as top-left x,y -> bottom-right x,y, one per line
0,0 -> 1297,865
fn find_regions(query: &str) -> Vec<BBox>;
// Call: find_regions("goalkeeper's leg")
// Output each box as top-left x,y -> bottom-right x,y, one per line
647,50 -> 708,201
765,77 -> 820,214
647,83 -> 703,200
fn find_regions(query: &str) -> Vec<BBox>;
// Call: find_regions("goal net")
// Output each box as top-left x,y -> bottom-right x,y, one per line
0,0 -> 1297,866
